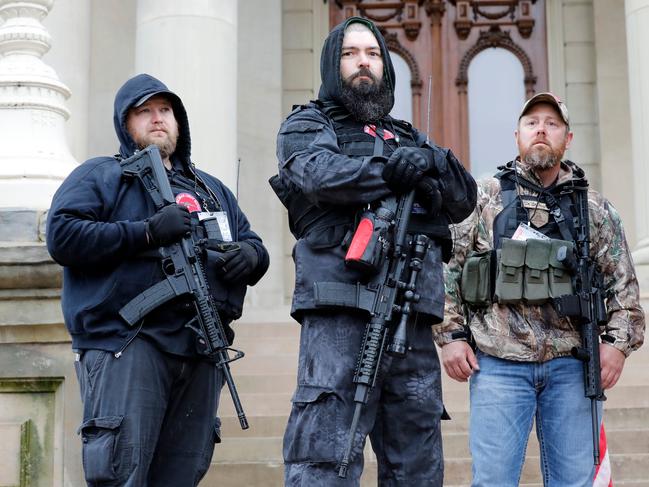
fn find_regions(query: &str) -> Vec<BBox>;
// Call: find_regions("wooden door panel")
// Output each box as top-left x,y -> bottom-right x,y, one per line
330,0 -> 548,169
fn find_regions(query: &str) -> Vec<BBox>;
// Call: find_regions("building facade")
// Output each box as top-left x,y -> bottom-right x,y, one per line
0,0 -> 647,484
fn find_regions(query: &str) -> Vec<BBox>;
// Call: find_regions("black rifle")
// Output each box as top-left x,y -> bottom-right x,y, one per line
554,187 -> 607,464
338,190 -> 429,478
119,145 -> 249,430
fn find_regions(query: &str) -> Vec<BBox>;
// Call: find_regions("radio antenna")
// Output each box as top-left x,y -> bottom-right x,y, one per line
426,74 -> 432,145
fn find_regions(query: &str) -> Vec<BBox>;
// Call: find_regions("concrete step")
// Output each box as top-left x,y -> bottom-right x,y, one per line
221,415 -> 287,438
225,373 -> 296,394
228,354 -> 296,376
232,322 -> 298,339
214,426 -> 649,467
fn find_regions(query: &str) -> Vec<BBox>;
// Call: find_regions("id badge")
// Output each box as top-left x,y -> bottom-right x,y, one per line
511,223 -> 549,241
198,211 -> 232,242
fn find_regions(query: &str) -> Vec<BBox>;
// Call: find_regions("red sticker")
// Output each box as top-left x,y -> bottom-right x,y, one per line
364,124 -> 395,140
175,192 -> 202,213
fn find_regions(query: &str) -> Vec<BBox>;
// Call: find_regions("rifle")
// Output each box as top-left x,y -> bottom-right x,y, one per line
553,187 -> 607,464
118,145 -> 249,430
338,190 -> 430,478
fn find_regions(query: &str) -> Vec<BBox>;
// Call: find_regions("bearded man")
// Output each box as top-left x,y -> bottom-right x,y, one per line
47,74 -> 269,486
271,17 -> 477,486
436,93 -> 644,486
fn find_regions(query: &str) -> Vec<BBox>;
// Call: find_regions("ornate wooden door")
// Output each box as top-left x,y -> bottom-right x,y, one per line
330,0 -> 548,169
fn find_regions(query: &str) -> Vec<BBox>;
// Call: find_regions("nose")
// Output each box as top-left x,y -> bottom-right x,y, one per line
151,109 -> 164,123
358,52 -> 370,68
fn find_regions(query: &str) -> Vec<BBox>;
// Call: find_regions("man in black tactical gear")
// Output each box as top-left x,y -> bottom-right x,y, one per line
272,17 -> 477,486
47,73 -> 269,486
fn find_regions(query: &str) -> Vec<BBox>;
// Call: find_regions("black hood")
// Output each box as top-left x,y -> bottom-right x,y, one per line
317,16 -> 395,111
113,73 -> 191,165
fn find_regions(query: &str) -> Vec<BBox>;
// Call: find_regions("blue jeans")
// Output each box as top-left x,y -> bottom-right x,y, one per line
469,352 -> 601,487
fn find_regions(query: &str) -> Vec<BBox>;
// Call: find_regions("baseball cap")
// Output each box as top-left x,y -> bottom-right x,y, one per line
134,90 -> 179,108
519,92 -> 570,127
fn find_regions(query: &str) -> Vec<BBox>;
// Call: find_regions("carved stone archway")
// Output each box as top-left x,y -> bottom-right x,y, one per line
455,25 -> 537,166
383,32 -> 423,125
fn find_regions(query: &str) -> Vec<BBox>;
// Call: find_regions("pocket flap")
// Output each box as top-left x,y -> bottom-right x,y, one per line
291,385 -> 335,404
77,415 -> 123,435
525,238 -> 551,271
500,238 -> 526,268
549,239 -> 574,268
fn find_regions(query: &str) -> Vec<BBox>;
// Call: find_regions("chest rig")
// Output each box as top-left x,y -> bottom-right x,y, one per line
493,161 -> 588,248
461,161 -> 589,307
270,103 -> 438,249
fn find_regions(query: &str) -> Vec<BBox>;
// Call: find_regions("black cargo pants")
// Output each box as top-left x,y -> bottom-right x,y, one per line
283,310 -> 445,486
74,337 -> 223,487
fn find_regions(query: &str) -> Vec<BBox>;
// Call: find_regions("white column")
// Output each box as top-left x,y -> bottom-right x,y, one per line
626,0 -> 649,285
0,0 -> 76,210
134,0 -> 238,191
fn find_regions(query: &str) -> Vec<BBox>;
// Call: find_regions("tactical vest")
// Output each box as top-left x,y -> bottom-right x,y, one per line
270,102 -> 446,249
461,161 -> 589,307
493,161 -> 587,248
271,103 -> 448,322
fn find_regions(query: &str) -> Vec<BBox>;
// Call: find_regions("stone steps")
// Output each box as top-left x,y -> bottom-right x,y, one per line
207,321 -> 649,486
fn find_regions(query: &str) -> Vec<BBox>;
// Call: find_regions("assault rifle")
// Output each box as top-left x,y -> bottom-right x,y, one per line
554,187 -> 607,464
337,190 -> 430,478
119,145 -> 249,430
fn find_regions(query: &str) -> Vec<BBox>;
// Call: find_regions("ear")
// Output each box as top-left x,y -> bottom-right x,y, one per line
564,130 -> 574,150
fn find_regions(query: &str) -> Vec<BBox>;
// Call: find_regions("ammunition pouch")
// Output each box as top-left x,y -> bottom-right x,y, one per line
461,237 -> 575,307
460,249 -> 496,306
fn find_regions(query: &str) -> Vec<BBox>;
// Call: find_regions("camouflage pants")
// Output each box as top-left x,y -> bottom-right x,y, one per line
283,310 -> 445,486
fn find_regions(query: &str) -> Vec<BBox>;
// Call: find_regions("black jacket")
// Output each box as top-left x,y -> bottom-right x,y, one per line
273,17 -> 476,323
47,74 -> 269,354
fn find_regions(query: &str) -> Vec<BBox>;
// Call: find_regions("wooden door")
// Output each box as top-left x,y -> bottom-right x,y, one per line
330,0 -> 548,169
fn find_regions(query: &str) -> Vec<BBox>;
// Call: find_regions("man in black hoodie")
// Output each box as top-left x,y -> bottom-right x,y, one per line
272,18 -> 477,486
47,74 -> 269,486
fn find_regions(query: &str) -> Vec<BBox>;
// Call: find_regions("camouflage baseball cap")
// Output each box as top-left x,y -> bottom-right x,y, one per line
519,92 -> 570,127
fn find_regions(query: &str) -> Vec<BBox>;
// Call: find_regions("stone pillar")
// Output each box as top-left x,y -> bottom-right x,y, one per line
625,0 -> 649,291
134,0 -> 238,190
0,0 -> 76,213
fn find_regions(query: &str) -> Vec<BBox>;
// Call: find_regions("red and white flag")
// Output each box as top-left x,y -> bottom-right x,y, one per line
593,423 -> 613,487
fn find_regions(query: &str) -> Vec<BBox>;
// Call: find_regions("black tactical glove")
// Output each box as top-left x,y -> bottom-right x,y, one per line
417,176 -> 443,215
210,241 -> 259,283
382,147 -> 433,194
146,204 -> 191,246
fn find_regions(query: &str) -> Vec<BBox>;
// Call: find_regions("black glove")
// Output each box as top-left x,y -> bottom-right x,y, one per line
211,241 -> 259,283
382,147 -> 433,193
417,176 -> 443,215
146,204 -> 191,246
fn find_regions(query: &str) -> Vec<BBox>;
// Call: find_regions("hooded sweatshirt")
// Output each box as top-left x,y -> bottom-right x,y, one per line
47,74 -> 268,355
317,17 -> 395,111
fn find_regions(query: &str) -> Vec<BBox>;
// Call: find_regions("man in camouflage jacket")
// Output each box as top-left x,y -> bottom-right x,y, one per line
434,93 -> 644,486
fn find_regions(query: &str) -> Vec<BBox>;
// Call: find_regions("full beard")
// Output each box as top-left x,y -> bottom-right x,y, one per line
522,143 -> 564,170
340,69 -> 393,124
135,133 -> 178,160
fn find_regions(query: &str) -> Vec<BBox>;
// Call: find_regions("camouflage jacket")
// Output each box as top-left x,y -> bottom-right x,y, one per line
433,160 -> 645,361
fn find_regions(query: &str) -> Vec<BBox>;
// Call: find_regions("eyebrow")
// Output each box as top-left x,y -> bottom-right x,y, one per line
341,45 -> 381,50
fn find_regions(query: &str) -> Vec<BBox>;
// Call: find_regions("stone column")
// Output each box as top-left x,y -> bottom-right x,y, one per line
0,0 -> 76,214
625,0 -> 649,290
134,0 -> 238,190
